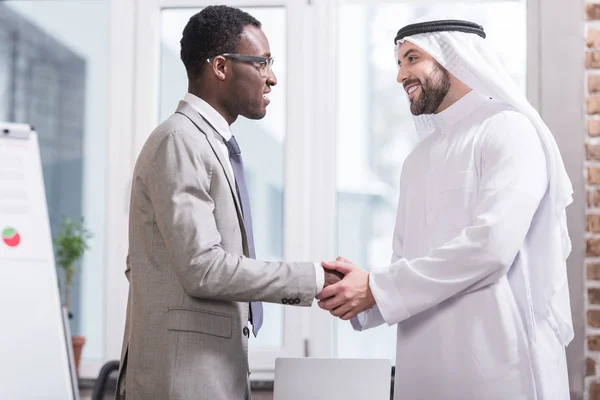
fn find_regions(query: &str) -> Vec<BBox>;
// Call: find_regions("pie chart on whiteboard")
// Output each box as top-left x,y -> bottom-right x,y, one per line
2,227 -> 21,247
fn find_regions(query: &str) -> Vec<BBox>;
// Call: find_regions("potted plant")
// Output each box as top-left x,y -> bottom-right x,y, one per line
54,216 -> 92,377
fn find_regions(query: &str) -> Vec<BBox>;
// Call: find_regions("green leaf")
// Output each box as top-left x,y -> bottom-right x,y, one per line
53,216 -> 93,309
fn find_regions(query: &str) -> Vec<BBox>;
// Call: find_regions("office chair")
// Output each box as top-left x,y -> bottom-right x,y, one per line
91,360 -> 119,400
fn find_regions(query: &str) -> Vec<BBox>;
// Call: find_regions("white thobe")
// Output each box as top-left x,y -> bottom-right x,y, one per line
352,91 -> 569,400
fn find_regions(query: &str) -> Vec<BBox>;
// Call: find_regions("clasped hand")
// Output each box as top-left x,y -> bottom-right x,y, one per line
317,256 -> 376,320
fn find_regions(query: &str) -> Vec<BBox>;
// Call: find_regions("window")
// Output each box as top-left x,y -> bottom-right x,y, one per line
0,1 -> 109,368
268,185 -> 284,257
0,24 -> 10,121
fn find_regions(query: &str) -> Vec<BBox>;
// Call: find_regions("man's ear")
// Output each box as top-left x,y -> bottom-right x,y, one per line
209,56 -> 228,81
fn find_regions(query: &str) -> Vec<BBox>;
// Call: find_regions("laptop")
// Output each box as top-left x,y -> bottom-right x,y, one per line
273,358 -> 392,400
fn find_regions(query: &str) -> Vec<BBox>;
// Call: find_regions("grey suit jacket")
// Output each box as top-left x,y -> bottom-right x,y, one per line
115,101 -> 317,400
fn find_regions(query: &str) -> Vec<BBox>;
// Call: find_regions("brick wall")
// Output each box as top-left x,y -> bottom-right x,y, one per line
588,3 -> 600,399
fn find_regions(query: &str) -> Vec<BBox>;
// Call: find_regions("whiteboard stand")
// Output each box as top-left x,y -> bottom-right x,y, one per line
0,122 -> 77,400
62,307 -> 81,400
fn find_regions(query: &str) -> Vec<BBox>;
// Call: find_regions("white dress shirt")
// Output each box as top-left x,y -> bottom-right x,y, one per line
183,93 -> 324,294
351,91 -> 569,399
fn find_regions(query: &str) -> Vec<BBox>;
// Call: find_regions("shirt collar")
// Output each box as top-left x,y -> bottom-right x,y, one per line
431,90 -> 489,135
183,92 -> 232,141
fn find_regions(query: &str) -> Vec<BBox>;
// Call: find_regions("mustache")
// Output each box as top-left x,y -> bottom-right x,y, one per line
403,79 -> 421,89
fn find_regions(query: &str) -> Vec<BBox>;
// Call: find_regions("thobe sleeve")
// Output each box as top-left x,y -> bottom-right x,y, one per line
351,168 -> 408,331
369,111 -> 548,326
350,306 -> 386,331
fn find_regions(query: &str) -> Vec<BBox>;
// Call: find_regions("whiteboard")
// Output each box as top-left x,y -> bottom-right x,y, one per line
0,123 -> 77,399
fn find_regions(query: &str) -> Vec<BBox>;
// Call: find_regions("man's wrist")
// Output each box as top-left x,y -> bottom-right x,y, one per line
366,273 -> 376,310
314,262 -> 325,293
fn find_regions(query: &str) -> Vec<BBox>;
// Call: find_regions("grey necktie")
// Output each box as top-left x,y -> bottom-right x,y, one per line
224,135 -> 263,337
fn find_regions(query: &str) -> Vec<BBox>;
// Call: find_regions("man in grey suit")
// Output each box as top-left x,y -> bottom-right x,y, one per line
116,6 -> 342,400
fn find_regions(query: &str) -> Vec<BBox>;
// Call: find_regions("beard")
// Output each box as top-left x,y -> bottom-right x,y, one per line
408,63 -> 451,115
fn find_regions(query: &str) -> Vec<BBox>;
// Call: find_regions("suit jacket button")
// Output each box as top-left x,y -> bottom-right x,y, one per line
243,327 -> 249,337
294,298 -> 301,304
281,298 -> 288,304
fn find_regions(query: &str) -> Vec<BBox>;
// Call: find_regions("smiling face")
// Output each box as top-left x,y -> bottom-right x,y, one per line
396,41 -> 451,115
223,25 -> 278,120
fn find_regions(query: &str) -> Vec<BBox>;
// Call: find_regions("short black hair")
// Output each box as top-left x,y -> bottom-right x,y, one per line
180,5 -> 261,79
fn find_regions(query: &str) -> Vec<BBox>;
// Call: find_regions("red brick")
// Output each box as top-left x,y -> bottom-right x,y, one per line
589,144 -> 600,161
588,238 -> 600,256
591,288 -> 600,305
594,190 -> 600,208
589,263 -> 600,280
589,310 -> 600,327
590,215 -> 600,233
589,97 -> 600,114
588,357 -> 597,376
592,381 -> 600,400
590,30 -> 600,48
590,120 -> 600,136
590,335 -> 600,351
592,76 -> 600,93
589,189 -> 600,208
589,168 -> 600,185
588,51 -> 600,68
588,3 -> 600,20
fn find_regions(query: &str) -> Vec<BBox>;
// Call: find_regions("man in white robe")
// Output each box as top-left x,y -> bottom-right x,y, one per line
317,19 -> 574,400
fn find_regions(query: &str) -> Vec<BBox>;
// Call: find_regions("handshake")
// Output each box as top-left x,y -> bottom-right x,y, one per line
316,256 -> 377,320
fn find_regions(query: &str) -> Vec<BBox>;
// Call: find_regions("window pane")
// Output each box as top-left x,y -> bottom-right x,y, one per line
0,0 -> 109,361
335,1 -> 527,363
160,7 -> 286,350
0,27 -> 10,121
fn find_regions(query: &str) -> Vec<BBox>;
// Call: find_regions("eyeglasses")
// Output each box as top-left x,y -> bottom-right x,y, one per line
206,53 -> 275,77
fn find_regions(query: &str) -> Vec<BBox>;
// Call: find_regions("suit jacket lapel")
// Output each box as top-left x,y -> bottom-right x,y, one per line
174,101 -> 250,255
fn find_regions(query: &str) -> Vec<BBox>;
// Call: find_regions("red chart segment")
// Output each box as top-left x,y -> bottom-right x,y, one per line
2,227 -> 21,247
